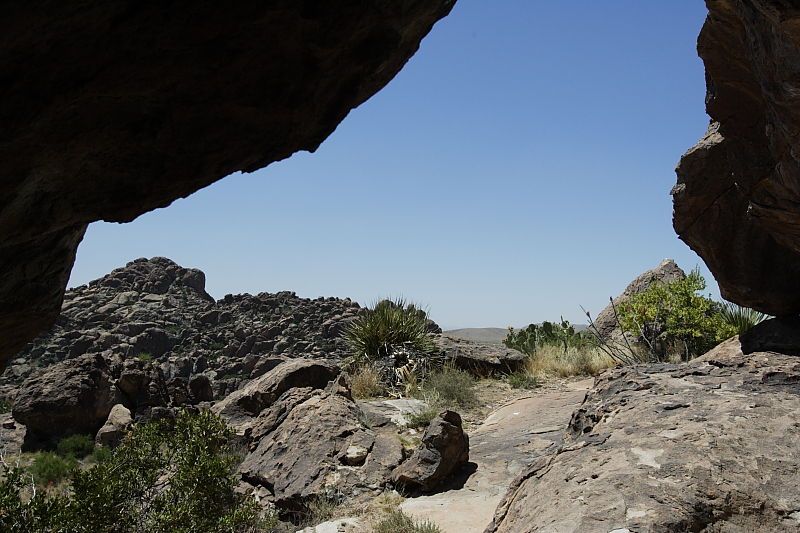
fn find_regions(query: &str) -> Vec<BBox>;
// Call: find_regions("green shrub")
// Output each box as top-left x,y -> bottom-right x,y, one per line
136,351 -> 153,362
373,510 -> 442,533
719,301 -> 768,335
1,410 -> 263,533
0,398 -> 10,414
616,268 -> 736,360
344,298 -> 436,364
504,318 -> 596,356
508,371 -> 539,389
421,366 -> 477,410
29,452 -> 76,487
90,445 -> 112,464
406,407 -> 439,429
56,434 -> 95,459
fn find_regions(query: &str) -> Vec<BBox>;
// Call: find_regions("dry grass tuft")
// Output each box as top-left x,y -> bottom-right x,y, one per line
523,345 -> 616,379
350,366 -> 385,399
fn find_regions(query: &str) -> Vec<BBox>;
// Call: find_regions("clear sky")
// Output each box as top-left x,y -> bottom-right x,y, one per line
70,1 -> 713,330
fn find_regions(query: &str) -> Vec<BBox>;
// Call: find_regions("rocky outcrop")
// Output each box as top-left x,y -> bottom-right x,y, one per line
674,1 -> 800,316
12,354 -> 119,445
1,257 -> 363,400
215,360 -> 407,517
212,358 -> 340,435
392,410 -> 469,493
435,336 -> 525,375
591,259 -> 685,340
487,318 -> 800,533
0,1 -> 456,366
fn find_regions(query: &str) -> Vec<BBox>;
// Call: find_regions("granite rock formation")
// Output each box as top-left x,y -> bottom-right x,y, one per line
674,0 -> 800,316
0,1 -> 456,366
487,318 -> 800,533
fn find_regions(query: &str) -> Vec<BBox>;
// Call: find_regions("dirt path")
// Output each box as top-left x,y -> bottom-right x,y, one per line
399,379 -> 593,533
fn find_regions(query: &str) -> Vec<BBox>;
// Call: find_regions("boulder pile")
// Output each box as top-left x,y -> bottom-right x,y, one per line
1,257 -> 362,401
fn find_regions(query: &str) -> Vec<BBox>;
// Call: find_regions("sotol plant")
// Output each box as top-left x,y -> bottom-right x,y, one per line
344,298 -> 437,364
719,301 -> 768,335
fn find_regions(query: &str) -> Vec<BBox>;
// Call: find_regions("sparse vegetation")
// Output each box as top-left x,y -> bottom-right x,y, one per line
372,509 -> 442,533
298,495 -> 342,527
350,366 -> 386,399
420,366 -> 477,410
522,345 -> 616,379
56,434 -> 95,459
504,319 -> 596,356
136,351 -> 153,362
0,410 -> 265,532
507,371 -> 539,389
406,407 -> 439,429
28,452 -> 76,487
0,398 -> 10,414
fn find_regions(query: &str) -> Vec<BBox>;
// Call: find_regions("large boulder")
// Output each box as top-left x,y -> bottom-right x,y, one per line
591,259 -> 685,340
391,410 -> 469,492
487,318 -> 800,533
12,354 -> 118,444
212,358 -> 340,435
0,1 -> 456,366
673,1 -> 800,316
95,403 -> 133,448
216,365 -> 405,516
435,335 -> 525,375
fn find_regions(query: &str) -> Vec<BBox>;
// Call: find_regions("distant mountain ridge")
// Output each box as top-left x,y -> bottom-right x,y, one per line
445,324 -> 589,345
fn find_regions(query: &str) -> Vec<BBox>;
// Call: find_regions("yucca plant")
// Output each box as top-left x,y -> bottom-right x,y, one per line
719,301 -> 768,335
344,298 -> 437,364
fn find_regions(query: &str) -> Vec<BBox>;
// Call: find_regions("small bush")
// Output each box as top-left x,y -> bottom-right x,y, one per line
351,366 -> 385,399
0,398 -> 10,414
373,510 -> 442,533
90,445 -> 112,464
56,434 -> 95,459
136,351 -> 153,362
421,366 -> 477,410
508,371 -> 539,390
405,407 -> 439,429
344,299 -> 436,363
29,452 -> 76,486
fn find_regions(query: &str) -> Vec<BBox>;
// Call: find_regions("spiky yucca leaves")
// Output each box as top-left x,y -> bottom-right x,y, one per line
344,298 -> 436,364
719,302 -> 768,335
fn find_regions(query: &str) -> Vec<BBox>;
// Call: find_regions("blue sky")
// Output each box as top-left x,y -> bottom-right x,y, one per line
70,1 -> 712,330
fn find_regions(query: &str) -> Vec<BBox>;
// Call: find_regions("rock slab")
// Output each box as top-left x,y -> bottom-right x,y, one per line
487,319 -> 800,532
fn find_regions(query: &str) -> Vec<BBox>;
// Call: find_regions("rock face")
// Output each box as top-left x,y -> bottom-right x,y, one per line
1,257 -> 363,400
12,354 -> 118,444
217,361 -> 405,517
674,1 -> 800,316
0,1 -> 456,366
487,318 -> 800,533
591,259 -> 685,340
392,410 -> 469,493
435,336 -> 525,375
